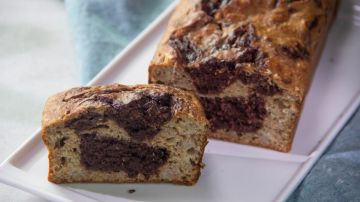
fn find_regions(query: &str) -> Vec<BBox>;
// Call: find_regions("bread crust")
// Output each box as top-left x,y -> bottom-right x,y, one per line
149,0 -> 338,152
150,0 -> 338,99
42,84 -> 208,130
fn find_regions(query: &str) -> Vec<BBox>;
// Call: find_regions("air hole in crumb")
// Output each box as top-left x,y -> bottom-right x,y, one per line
60,157 -> 66,165
275,99 -> 286,108
73,148 -> 77,152
55,137 -> 68,148
187,147 -> 196,155
65,110 -> 71,114
128,189 -> 136,194
166,137 -> 175,143
92,125 -> 109,129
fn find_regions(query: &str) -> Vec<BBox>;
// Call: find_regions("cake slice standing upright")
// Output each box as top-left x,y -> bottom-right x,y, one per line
42,84 -> 209,185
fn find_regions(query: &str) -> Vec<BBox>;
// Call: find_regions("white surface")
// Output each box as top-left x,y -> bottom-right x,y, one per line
0,0 -> 80,201
1,0 -> 360,202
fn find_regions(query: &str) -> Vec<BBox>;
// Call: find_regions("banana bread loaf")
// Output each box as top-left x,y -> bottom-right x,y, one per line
149,0 -> 337,152
42,84 -> 209,185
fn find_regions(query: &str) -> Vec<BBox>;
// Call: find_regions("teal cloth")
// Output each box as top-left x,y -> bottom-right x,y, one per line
287,108 -> 360,202
65,0 -> 173,82
64,1 -> 360,201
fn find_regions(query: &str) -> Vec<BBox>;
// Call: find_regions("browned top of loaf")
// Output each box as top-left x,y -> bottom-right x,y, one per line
150,0 -> 337,99
42,84 -> 208,129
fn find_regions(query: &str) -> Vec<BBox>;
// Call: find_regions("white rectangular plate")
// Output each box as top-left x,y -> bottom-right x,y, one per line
1,1 -> 360,201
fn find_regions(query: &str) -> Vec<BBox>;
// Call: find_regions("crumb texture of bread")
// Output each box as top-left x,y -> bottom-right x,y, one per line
149,0 -> 338,152
42,84 -> 208,185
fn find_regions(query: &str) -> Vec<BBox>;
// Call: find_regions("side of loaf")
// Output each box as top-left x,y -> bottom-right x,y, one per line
42,84 -> 209,185
149,0 -> 337,152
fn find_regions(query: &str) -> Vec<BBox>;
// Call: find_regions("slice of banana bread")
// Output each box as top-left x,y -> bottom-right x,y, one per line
149,0 -> 338,152
42,84 -> 209,185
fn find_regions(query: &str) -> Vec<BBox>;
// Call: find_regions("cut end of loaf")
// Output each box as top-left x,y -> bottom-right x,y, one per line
149,65 -> 301,153
42,84 -> 208,185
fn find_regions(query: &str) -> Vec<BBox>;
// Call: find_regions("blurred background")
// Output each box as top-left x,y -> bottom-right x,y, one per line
0,0 -> 77,201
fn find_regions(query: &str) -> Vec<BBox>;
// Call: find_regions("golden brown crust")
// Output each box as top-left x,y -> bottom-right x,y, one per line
42,84 -> 208,131
149,0 -> 337,152
150,0 -> 337,100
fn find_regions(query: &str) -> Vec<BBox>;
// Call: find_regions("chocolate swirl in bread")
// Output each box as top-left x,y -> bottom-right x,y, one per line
149,0 -> 338,152
42,84 -> 208,185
